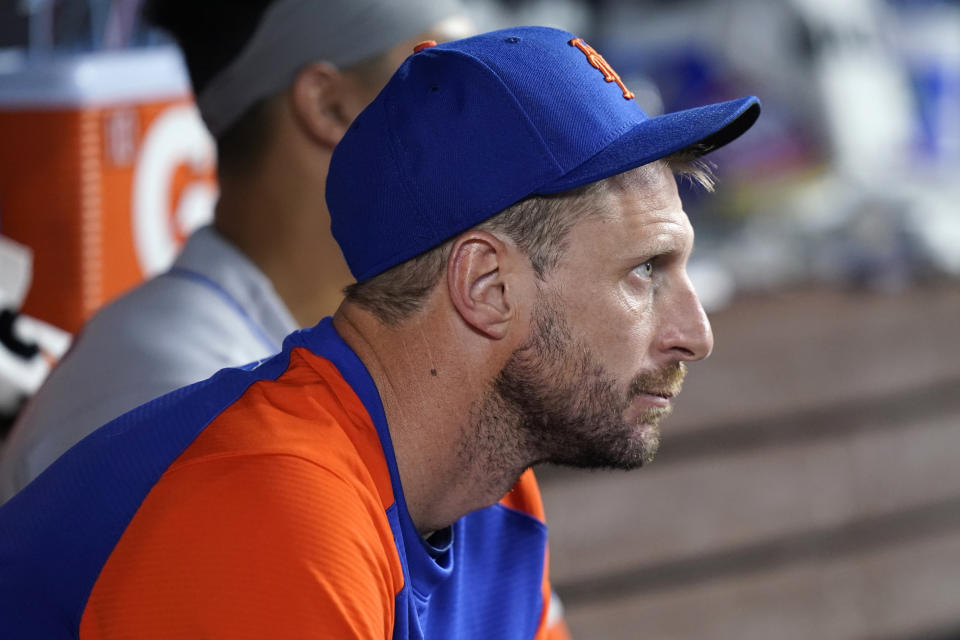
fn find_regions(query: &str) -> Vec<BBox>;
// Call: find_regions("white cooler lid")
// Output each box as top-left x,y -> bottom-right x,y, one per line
0,46 -> 190,108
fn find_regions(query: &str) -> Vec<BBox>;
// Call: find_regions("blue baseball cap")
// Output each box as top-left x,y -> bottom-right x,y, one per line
328,26 -> 760,282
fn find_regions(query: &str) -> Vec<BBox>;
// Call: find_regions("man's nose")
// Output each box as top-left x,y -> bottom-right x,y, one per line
658,277 -> 714,362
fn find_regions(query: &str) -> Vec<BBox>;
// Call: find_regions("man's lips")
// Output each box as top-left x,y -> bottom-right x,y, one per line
634,390 -> 675,408
628,362 -> 686,410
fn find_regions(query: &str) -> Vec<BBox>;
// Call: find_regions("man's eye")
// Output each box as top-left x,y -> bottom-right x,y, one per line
634,260 -> 654,279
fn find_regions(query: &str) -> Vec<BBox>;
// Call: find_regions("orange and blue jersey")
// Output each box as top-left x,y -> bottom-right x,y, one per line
0,319 -> 566,639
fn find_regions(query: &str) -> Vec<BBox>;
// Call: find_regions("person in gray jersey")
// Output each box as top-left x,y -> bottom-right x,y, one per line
0,0 -> 472,501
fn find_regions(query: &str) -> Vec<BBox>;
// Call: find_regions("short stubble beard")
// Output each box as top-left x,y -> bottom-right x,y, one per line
459,293 -> 685,498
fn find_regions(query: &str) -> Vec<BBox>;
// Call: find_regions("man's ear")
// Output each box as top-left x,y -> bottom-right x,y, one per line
290,61 -> 351,148
447,231 -> 517,340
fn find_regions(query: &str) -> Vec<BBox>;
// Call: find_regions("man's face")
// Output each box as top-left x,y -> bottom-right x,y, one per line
495,162 -> 714,469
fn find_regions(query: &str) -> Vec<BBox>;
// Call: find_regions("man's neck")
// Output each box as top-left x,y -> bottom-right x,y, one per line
213,163 -> 353,329
332,306 -> 528,536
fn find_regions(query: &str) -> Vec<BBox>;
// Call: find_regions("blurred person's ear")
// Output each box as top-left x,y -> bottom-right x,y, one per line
290,62 -> 353,149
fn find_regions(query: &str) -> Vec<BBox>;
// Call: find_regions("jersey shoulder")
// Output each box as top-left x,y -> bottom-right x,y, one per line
172,346 -> 395,508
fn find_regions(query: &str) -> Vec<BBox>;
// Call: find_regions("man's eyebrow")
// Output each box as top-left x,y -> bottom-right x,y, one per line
638,234 -> 690,259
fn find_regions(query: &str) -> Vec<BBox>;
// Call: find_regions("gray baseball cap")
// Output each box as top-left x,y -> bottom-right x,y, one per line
197,0 -> 465,137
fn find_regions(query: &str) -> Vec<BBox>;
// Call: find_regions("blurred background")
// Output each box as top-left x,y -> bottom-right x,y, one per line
1,0 -> 958,638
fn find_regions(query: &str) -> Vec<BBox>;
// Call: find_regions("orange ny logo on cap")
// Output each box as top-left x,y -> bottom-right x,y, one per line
569,38 -> 635,100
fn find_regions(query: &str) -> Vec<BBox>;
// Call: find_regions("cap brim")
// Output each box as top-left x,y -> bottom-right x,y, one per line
538,95 -> 761,194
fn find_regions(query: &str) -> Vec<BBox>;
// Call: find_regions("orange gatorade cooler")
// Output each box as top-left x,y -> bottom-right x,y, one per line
0,47 -> 217,333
